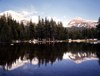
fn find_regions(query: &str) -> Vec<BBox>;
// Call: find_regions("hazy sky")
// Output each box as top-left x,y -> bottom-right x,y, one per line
0,0 -> 100,27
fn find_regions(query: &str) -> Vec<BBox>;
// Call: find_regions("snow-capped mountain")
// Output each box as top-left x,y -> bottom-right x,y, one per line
67,17 -> 98,28
0,11 -> 98,28
63,52 -> 98,64
0,10 -> 30,25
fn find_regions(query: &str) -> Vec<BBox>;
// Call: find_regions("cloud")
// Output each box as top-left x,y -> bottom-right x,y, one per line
22,11 -> 30,16
31,16 -> 38,23
20,6 -> 38,23
30,15 -> 68,27
22,10 -> 38,16
31,10 -> 38,14
62,21 -> 69,27
47,16 -> 60,22
47,16 -> 52,20
29,5 -> 38,14
20,5 -> 38,16
53,17 -> 61,22
47,16 -> 70,27
41,12 -> 46,15
47,16 -> 71,27
63,16 -> 66,18
32,58 -> 38,65
53,17 -> 56,19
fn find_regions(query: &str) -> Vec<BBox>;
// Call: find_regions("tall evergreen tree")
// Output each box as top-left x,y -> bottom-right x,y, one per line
29,19 -> 35,40
50,18 -> 56,41
36,16 -> 44,40
96,17 -> 100,39
0,22 -> 12,42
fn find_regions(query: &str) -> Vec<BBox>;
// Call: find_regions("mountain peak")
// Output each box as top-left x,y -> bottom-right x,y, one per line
67,17 -> 97,28
74,17 -> 84,20
1,10 -> 25,18
4,10 -> 16,13
0,10 -> 30,25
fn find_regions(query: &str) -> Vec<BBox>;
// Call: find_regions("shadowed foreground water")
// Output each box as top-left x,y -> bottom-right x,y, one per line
0,42 -> 100,76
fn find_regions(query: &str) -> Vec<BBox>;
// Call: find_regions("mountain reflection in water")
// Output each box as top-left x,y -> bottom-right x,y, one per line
0,42 -> 100,71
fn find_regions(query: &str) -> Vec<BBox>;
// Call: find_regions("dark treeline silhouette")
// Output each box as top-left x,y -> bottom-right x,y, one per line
0,43 -> 68,70
0,43 -> 100,70
0,13 -> 100,42
0,14 -> 69,42
68,28 -> 97,39
96,17 -> 100,39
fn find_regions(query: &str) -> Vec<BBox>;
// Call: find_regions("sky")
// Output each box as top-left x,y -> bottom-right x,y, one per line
0,0 -> 100,27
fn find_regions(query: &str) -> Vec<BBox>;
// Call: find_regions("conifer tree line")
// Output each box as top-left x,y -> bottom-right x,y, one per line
0,14 -> 100,42
69,28 -> 98,39
0,14 -> 69,42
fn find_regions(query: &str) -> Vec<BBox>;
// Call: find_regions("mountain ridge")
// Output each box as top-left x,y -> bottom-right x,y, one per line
67,17 -> 98,28
0,10 -> 98,28
0,10 -> 30,25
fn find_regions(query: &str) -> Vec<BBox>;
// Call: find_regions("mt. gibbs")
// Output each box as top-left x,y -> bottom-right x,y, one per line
67,17 -> 97,28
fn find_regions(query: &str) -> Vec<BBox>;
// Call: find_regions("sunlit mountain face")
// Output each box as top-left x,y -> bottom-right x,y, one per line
0,43 -> 100,71
0,10 -> 30,26
67,17 -> 98,28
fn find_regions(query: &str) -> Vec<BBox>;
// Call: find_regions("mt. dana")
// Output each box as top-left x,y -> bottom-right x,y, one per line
67,17 -> 98,28
0,10 -> 30,25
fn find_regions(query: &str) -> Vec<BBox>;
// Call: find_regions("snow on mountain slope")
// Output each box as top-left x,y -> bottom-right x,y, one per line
0,10 -> 30,25
67,17 -> 98,28
63,52 -> 98,64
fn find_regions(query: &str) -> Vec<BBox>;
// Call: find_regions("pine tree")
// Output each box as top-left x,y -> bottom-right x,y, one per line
0,22 -> 12,42
36,16 -> 44,40
96,17 -> 100,39
50,18 -> 56,41
63,28 -> 69,40
44,17 -> 51,40
29,19 -> 35,40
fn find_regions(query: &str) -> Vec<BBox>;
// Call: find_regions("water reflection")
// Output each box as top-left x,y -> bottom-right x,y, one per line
63,52 -> 97,64
0,43 -> 68,70
0,43 -> 100,71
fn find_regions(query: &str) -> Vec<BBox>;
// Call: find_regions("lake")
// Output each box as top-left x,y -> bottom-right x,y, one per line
0,42 -> 100,76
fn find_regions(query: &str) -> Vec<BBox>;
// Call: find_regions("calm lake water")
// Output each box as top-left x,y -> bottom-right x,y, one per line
0,42 -> 100,76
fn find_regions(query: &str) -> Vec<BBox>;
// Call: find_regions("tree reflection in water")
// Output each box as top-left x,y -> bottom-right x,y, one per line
0,42 -> 100,70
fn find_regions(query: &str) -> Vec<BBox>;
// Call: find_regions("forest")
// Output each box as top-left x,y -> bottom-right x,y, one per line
0,13 -> 100,42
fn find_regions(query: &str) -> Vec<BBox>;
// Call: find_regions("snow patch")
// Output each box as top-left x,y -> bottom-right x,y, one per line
0,10 -> 30,25
70,22 -> 75,24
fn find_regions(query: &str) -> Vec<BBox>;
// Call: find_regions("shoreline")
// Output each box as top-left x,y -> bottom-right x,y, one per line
68,39 -> 100,44
12,39 -> 100,43
0,39 -> 100,44
12,40 -> 68,43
